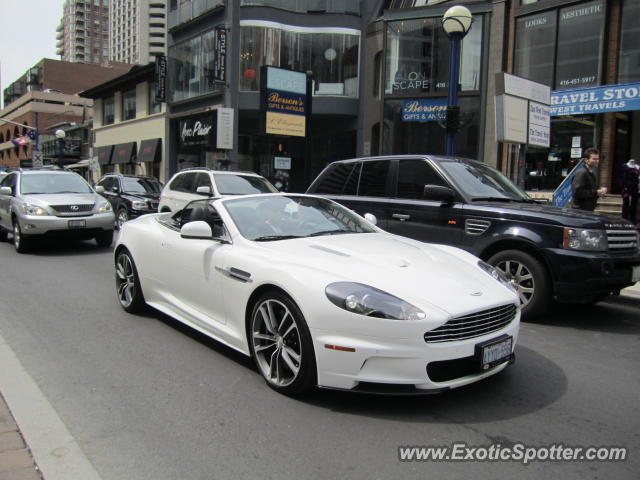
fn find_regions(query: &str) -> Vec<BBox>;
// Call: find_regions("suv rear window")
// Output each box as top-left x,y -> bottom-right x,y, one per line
214,174 -> 277,195
358,160 -> 388,197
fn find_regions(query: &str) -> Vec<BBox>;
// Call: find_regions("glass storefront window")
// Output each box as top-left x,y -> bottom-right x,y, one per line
555,0 -> 604,90
384,15 -> 483,97
382,96 -> 481,158
239,0 -> 360,14
239,21 -> 360,97
514,10 -> 556,87
168,29 -> 219,102
619,0 -> 640,83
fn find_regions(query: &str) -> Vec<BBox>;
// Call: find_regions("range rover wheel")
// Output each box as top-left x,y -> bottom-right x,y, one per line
488,250 -> 550,319
116,208 -> 129,230
115,249 -> 146,313
249,291 -> 316,396
13,220 -> 31,254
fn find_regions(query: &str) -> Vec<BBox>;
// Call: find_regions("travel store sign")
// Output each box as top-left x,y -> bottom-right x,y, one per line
179,113 -> 214,147
551,83 -> 640,116
262,66 -> 308,137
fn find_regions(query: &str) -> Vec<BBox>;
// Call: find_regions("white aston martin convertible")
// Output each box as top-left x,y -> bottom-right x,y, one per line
115,193 -> 520,395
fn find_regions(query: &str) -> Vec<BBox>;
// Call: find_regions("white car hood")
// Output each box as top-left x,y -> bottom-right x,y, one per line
24,193 -> 99,206
252,233 -> 517,316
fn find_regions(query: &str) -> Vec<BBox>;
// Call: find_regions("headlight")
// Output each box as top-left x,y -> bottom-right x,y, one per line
563,227 -> 607,251
131,200 -> 148,210
97,201 -> 112,213
478,261 -> 517,292
23,204 -> 49,216
325,282 -> 426,321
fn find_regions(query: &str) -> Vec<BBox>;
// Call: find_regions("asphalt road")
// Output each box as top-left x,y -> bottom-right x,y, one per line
0,237 -> 638,480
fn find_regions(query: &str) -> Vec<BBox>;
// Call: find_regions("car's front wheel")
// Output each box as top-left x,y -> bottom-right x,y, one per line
115,249 -> 146,313
13,220 -> 31,254
488,249 -> 550,318
95,231 -> 114,248
249,291 -> 316,395
116,208 -> 128,230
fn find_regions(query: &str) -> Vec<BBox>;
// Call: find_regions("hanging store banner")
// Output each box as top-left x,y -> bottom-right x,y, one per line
213,26 -> 227,83
154,55 -> 167,102
551,82 -> 640,116
401,98 -> 447,122
261,66 -> 309,137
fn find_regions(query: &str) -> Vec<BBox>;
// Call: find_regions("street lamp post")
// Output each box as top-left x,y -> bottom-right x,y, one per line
55,129 -> 66,169
442,5 -> 473,157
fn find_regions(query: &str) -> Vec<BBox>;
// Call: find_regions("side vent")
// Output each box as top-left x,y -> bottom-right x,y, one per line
465,219 -> 491,236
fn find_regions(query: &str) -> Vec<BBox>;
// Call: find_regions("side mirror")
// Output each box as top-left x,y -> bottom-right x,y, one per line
364,213 -> 377,226
196,185 -> 212,195
180,220 -> 213,239
0,186 -> 12,196
95,185 -> 105,194
423,185 -> 455,203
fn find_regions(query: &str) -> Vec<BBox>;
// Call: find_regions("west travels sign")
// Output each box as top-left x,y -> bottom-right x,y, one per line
551,82 -> 640,116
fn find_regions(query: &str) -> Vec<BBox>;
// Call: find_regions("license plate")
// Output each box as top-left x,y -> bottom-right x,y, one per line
68,219 -> 86,229
632,266 -> 640,283
476,335 -> 512,370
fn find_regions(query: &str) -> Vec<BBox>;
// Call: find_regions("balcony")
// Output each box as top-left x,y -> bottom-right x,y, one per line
168,0 -> 225,29
41,139 -> 82,159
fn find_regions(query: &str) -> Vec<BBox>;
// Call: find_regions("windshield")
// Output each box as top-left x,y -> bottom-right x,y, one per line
214,174 -> 278,195
21,173 -> 93,195
438,160 -> 531,201
224,195 -> 376,241
121,177 -> 162,194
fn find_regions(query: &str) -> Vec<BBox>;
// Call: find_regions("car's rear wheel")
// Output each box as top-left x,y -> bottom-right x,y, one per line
13,220 -> 31,254
249,291 -> 316,395
115,249 -> 146,313
116,208 -> 128,230
95,231 -> 114,248
488,249 -> 550,319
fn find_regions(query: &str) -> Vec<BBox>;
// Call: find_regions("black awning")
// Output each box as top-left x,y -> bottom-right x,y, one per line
96,145 -> 113,165
137,138 -> 161,163
111,142 -> 137,164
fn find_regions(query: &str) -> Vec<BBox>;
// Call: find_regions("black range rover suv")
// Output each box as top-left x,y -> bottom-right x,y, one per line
96,174 -> 162,229
307,155 -> 640,318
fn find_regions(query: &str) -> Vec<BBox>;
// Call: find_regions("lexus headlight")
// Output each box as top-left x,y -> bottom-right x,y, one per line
325,282 -> 426,321
563,227 -> 607,251
97,201 -> 112,213
478,261 -> 517,292
23,204 -> 49,216
131,200 -> 148,210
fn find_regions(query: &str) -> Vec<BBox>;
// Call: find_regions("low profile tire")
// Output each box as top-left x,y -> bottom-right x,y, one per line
116,208 -> 128,230
249,291 -> 317,395
115,249 -> 146,313
488,249 -> 551,319
13,220 -> 31,254
95,231 -> 114,248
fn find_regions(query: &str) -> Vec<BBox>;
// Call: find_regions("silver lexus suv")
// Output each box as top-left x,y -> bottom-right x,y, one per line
0,169 -> 115,253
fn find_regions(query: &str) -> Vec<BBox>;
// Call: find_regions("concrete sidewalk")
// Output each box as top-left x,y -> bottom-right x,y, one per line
0,394 -> 42,480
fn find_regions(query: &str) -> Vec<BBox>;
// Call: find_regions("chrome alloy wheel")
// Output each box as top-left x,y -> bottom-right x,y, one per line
117,209 -> 128,229
252,299 -> 303,388
116,253 -> 136,308
495,259 -> 534,307
13,222 -> 21,249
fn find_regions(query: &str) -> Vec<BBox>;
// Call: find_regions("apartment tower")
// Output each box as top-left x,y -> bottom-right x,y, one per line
56,0 -> 111,65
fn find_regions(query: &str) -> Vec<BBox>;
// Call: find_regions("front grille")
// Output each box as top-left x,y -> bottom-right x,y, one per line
465,218 -> 491,235
424,304 -> 517,343
149,201 -> 159,210
606,228 -> 638,252
50,204 -> 94,213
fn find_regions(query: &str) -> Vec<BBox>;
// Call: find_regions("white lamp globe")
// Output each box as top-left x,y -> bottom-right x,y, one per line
442,5 -> 473,36
55,129 -> 66,139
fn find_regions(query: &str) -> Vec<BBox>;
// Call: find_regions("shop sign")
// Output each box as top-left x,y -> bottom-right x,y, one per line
553,161 -> 584,207
496,95 -> 528,144
213,27 -> 227,83
551,82 -> 640,116
274,156 -> 291,170
154,55 -> 167,102
179,114 -> 215,147
393,71 -> 430,92
216,108 -> 234,150
262,66 -> 309,137
528,102 -> 550,148
401,99 -> 447,122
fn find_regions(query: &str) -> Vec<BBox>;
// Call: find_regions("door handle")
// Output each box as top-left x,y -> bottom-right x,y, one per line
392,213 -> 411,221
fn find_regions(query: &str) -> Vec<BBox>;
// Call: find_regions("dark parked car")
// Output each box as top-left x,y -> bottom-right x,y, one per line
96,174 -> 162,229
307,155 -> 640,318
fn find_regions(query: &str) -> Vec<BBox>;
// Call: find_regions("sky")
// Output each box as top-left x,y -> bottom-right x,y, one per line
0,0 -> 64,109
